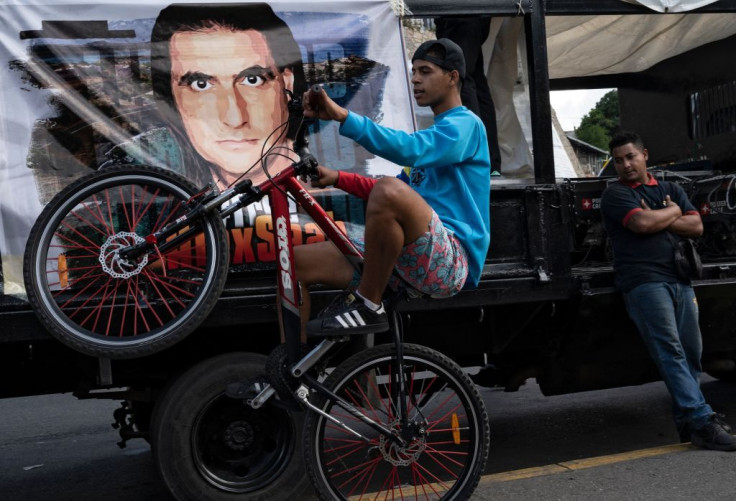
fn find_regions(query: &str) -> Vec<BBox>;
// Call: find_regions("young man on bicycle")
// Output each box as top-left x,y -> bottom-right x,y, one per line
299,38 -> 491,336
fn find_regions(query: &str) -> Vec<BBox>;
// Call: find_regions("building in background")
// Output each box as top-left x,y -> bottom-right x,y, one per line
565,132 -> 609,176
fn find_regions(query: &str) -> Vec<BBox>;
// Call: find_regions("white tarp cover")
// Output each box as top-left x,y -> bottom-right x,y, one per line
546,13 -> 736,79
481,8 -> 736,179
0,0 -> 412,295
622,0 -> 720,13
483,17 -> 580,180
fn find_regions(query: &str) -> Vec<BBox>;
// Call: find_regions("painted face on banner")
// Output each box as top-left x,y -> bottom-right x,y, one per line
170,28 -> 294,188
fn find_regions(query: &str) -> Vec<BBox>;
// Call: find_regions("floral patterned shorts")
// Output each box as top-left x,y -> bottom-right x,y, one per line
349,211 -> 468,298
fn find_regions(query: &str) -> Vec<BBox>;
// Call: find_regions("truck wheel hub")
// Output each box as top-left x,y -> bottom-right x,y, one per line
223,420 -> 255,451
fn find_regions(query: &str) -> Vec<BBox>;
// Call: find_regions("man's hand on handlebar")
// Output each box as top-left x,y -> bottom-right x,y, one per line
302,165 -> 339,189
303,85 -> 349,123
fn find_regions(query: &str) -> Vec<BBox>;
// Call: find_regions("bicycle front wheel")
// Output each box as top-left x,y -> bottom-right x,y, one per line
24,165 -> 229,359
304,343 -> 490,500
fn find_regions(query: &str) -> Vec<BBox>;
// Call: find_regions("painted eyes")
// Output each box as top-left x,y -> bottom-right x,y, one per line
187,74 -> 266,92
189,78 -> 213,92
240,74 -> 266,87
180,65 -> 275,94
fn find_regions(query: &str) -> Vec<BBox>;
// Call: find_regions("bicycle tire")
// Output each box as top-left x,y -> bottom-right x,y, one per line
23,165 -> 229,359
303,343 -> 490,500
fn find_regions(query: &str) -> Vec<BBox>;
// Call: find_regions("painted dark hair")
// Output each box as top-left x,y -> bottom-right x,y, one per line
609,131 -> 645,154
150,3 -> 307,184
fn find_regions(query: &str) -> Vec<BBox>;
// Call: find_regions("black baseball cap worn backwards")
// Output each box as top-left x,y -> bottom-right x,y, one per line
412,38 -> 466,79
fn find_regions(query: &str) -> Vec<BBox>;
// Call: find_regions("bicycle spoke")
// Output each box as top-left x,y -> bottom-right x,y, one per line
350,458 -> 380,500
118,185 -> 134,231
57,219 -> 103,253
86,278 -> 117,333
148,254 -> 207,274
140,268 -> 180,315
130,186 -> 155,230
423,443 -> 467,471
75,277 -> 117,328
154,198 -> 185,230
411,380 -> 450,424
410,462 -> 445,498
86,194 -> 114,236
57,269 -> 106,310
367,367 -> 397,423
413,459 -> 453,491
425,398 -> 462,433
146,272 -> 198,299
67,208 -> 110,239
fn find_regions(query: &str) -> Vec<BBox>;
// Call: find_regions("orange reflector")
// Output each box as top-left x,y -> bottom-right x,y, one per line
58,254 -> 68,289
451,413 -> 460,445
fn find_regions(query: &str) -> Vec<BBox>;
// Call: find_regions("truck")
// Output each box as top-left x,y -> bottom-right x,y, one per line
2,0 -> 736,499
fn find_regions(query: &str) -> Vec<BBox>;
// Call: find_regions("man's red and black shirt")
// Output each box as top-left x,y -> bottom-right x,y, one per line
600,174 -> 699,292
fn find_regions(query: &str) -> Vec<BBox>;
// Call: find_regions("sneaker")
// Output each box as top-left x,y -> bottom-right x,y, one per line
690,414 -> 736,451
713,413 -> 733,434
682,413 -> 733,442
307,291 -> 389,337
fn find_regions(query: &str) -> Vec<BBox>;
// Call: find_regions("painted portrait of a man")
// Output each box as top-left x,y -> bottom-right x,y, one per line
151,3 -> 307,190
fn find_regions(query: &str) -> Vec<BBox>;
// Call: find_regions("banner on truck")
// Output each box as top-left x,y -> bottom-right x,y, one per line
0,0 -> 413,295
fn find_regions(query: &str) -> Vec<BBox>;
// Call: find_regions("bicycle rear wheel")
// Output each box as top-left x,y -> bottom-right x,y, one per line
24,165 -> 229,359
304,343 -> 490,500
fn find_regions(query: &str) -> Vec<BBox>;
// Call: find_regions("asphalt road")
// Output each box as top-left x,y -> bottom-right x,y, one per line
1,375 -> 735,500
473,374 -> 736,500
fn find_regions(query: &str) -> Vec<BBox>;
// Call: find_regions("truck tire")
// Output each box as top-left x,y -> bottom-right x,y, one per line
151,352 -> 313,501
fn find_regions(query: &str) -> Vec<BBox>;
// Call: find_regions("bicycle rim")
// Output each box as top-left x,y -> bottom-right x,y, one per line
26,169 -> 227,357
307,344 -> 487,500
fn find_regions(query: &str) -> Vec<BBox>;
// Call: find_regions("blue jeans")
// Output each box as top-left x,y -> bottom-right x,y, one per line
623,282 -> 713,430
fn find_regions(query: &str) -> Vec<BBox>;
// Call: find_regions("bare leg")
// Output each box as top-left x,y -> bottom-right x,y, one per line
357,177 -> 433,304
289,241 -> 354,338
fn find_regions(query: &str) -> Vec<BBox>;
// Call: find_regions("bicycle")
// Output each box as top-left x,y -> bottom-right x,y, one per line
23,88 -> 490,500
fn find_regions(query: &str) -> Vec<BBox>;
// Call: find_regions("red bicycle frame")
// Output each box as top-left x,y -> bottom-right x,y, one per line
255,166 -> 364,363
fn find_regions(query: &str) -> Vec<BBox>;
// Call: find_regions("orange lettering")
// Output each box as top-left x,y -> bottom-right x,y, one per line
290,223 -> 303,246
230,227 -> 255,264
255,215 -> 275,261
303,222 -> 326,245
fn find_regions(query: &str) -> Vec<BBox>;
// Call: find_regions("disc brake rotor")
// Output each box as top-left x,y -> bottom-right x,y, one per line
99,232 -> 148,279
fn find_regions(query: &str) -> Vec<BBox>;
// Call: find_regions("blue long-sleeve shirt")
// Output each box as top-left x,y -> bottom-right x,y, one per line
339,107 -> 491,287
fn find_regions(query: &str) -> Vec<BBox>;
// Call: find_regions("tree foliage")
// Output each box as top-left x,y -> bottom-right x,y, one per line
575,90 -> 619,151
